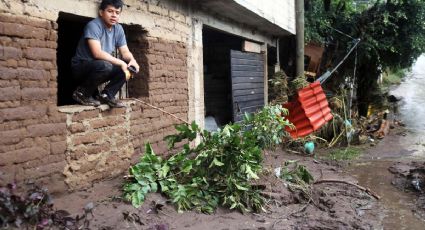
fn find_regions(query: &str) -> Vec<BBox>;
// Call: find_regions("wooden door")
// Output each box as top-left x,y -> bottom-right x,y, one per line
230,50 -> 264,122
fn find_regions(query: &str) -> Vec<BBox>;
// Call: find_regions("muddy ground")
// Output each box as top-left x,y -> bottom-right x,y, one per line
49,147 -> 384,230
7,119 -> 423,229
389,161 -> 425,219
7,121 -> 425,229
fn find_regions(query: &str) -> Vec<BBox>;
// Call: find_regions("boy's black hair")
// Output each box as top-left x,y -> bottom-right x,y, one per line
99,0 -> 124,10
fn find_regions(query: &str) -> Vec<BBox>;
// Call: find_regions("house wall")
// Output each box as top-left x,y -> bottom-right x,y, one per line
0,0 -> 190,191
0,0 -> 290,191
234,0 -> 296,34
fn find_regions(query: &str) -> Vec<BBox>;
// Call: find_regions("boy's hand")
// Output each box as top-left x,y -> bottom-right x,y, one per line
128,59 -> 139,73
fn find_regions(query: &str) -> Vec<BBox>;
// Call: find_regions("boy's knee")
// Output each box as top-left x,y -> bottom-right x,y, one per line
94,60 -> 113,73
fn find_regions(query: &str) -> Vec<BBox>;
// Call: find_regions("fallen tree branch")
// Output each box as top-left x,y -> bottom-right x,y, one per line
314,179 -> 380,200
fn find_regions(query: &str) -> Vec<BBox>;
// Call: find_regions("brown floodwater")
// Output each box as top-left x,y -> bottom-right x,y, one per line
347,55 -> 425,229
348,161 -> 424,230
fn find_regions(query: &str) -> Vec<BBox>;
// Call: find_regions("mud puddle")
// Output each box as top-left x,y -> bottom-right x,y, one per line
347,161 -> 424,229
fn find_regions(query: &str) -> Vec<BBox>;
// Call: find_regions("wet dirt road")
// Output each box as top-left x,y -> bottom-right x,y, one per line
348,55 -> 425,229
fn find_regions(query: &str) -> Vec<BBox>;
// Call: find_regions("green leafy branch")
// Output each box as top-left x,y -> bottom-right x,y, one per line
123,105 -> 292,213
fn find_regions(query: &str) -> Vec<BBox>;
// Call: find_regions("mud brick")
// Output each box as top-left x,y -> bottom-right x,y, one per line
49,69 -> 58,79
1,22 -> 47,40
0,106 -> 47,122
86,143 -> 109,155
72,109 -> 100,122
21,87 -> 50,100
21,80 -> 48,88
47,106 -> 67,123
0,146 -> 48,164
130,110 -> 143,120
105,127 -> 127,137
130,124 -> 143,135
116,139 -> 131,149
0,165 -> 24,183
27,60 -> 53,70
91,116 -> 126,129
0,45 -> 22,60
0,14 -> 51,29
103,107 -> 126,116
48,31 -> 57,41
28,39 -> 48,48
24,161 -> 66,179
0,137 -> 35,154
24,47 -> 55,61
48,135 -> 66,142
0,79 -> 19,88
69,122 -> 85,134
0,67 -> 17,80
73,132 -> 103,146
69,149 -> 85,160
18,59 -> 27,67
50,141 -> 66,155
46,41 -> 57,49
154,42 -> 168,52
27,123 -> 66,137
77,160 -> 98,174
0,86 -> 20,101
0,120 -> 20,131
1,59 -> 18,67
0,128 -> 26,146
23,154 -> 63,169
18,68 -> 48,80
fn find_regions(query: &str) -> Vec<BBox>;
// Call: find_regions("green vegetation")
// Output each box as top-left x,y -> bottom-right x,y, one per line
326,147 -> 361,161
305,0 -> 425,116
279,160 -> 314,201
382,68 -> 406,86
280,160 -> 314,184
123,105 -> 293,213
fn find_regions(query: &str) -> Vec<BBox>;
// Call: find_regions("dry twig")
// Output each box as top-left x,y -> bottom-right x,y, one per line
314,179 -> 381,200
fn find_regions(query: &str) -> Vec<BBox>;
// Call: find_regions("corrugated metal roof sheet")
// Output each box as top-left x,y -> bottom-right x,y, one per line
283,82 -> 333,138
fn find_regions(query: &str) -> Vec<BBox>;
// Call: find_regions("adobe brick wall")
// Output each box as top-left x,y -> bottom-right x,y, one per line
59,105 -> 135,189
0,10 -> 189,191
0,13 -> 68,192
129,37 -> 189,158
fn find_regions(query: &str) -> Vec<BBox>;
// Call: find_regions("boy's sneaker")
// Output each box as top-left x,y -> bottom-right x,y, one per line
97,93 -> 125,108
72,89 -> 100,107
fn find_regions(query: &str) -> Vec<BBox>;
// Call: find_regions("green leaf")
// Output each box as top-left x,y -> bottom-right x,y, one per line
150,182 -> 158,192
144,143 -> 154,156
235,183 -> 249,191
191,121 -> 199,132
229,202 -> 237,209
124,183 -> 142,192
182,161 -> 193,173
158,164 -> 170,178
245,164 -> 259,180
131,191 -> 145,208
209,158 -> 224,168
159,180 -> 169,192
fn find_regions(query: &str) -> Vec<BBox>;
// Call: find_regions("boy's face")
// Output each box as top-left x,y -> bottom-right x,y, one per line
99,5 -> 122,28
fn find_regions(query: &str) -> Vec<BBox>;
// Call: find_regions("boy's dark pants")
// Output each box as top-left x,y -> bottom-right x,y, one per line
72,60 -> 126,98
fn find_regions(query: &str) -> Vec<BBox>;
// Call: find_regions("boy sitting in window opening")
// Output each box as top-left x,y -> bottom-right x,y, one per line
71,0 -> 139,108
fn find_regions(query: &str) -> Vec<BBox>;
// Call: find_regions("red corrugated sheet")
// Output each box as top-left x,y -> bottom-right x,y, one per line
283,82 -> 333,138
